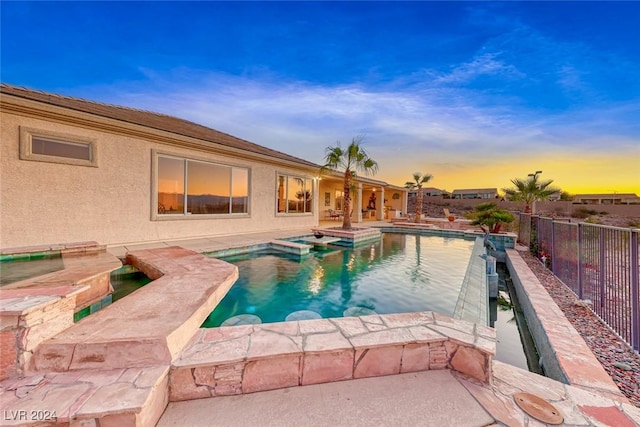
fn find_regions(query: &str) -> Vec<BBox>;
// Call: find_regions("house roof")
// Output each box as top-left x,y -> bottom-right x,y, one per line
407,187 -> 449,194
574,193 -> 639,198
424,187 -> 450,194
452,188 -> 498,194
0,83 -> 320,169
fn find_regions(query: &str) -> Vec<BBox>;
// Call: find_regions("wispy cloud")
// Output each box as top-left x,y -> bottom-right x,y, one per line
84,67 -> 638,176
431,53 -> 525,85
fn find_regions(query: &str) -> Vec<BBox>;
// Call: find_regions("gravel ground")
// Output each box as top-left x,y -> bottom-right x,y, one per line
519,250 -> 640,407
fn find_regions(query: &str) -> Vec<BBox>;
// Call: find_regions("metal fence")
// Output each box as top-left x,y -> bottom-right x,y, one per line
520,214 -> 640,352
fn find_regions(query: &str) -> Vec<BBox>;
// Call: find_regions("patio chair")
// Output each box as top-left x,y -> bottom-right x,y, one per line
328,209 -> 341,220
444,208 -> 456,224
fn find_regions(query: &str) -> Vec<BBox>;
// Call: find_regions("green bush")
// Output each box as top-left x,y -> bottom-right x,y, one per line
465,202 -> 514,233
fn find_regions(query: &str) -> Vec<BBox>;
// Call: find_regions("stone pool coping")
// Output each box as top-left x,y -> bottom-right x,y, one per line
29,247 -> 238,372
506,246 -> 628,403
1,243 -> 122,381
170,312 -> 496,401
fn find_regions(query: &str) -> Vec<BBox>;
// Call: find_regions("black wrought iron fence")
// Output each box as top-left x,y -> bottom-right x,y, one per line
519,214 -> 639,352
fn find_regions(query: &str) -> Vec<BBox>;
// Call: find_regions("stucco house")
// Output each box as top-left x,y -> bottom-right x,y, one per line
0,84 -> 407,249
407,187 -> 450,198
572,193 -> 640,205
451,188 -> 498,200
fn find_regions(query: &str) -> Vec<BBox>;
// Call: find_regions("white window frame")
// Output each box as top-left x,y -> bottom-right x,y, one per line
19,126 -> 98,167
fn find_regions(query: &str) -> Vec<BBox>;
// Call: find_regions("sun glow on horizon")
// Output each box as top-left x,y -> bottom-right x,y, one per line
381,151 -> 640,196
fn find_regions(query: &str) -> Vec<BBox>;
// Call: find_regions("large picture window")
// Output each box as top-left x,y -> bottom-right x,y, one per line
276,174 -> 313,214
157,154 -> 249,216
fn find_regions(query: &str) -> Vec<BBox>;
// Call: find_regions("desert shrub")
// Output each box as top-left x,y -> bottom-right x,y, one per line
552,206 -> 567,216
585,216 -> 600,224
628,219 -> 640,228
599,211 -> 609,215
572,207 -> 598,219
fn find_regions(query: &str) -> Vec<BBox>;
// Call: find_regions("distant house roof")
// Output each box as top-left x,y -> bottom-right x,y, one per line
452,188 -> 497,195
407,187 -> 448,193
0,83 -> 320,169
574,193 -> 639,198
423,187 -> 450,194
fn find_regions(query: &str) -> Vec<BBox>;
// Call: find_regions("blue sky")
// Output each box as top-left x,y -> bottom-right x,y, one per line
2,1 -> 639,193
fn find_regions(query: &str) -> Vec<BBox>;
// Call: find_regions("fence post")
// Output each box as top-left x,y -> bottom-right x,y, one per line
577,223 -> 584,299
551,219 -> 556,273
599,227 -> 606,309
631,229 -> 639,352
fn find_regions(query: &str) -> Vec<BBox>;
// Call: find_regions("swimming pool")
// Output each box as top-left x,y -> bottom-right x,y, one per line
203,233 -> 475,327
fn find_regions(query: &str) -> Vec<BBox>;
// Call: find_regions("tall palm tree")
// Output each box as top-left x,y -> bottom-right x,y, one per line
321,137 -> 379,230
404,172 -> 433,223
502,174 -> 559,213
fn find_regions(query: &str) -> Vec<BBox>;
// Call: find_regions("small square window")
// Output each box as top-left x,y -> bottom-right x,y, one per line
20,127 -> 97,167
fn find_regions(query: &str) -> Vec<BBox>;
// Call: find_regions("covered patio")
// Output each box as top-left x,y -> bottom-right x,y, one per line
317,174 -> 408,224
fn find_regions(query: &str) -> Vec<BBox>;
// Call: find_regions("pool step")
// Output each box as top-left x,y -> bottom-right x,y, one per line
0,366 -> 169,426
297,236 -> 342,246
269,240 -> 312,255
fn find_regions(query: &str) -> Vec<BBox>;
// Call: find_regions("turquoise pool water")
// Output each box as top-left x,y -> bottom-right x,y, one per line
203,233 -> 474,327
74,271 -> 152,322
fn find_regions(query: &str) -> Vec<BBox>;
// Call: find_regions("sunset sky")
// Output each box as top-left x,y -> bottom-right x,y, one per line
2,2 -> 639,195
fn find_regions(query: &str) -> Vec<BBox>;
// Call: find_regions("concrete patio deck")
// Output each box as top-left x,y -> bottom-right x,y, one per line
158,362 -> 640,427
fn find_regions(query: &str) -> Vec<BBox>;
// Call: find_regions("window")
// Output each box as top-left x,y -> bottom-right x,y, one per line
20,127 -> 97,167
335,190 -> 344,211
157,157 -> 185,214
156,154 -> 249,216
276,174 -> 313,214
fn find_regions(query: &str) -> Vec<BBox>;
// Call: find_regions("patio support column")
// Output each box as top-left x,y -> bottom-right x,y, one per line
403,190 -> 408,218
356,183 -> 363,223
315,177 -> 321,223
378,188 -> 385,220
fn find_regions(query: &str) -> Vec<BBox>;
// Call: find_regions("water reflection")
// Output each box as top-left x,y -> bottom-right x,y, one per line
203,233 -> 474,327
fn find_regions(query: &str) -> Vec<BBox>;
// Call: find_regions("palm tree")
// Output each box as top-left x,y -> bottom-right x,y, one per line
502,173 -> 559,213
404,172 -> 433,223
465,202 -> 515,233
321,137 -> 379,230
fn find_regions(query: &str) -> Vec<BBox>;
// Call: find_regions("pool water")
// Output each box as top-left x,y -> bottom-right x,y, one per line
0,255 -> 65,286
492,263 -> 543,374
74,271 -> 152,322
203,233 -> 474,327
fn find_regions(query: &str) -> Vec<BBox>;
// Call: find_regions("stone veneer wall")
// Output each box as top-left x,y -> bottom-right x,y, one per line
169,312 -> 496,402
0,242 -> 118,381
0,294 -> 77,380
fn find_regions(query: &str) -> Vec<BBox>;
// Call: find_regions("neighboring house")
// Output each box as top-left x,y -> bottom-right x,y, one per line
407,187 -> 450,201
572,193 -> 640,205
547,191 -> 562,202
451,188 -> 498,200
0,84 -> 406,248
422,187 -> 451,197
